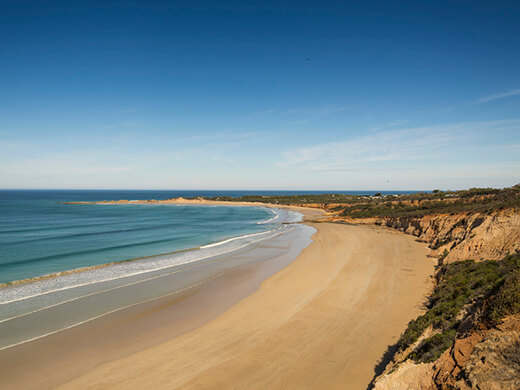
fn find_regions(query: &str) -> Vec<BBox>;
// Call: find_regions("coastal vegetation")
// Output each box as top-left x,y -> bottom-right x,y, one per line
207,185 -> 520,371
397,254 -> 520,363
206,185 -> 520,219
63,184 -> 520,388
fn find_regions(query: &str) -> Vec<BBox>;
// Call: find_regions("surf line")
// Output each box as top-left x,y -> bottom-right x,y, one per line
0,226 -> 292,306
257,209 -> 279,224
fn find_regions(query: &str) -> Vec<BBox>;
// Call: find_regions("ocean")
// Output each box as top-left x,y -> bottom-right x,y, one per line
0,189 -> 415,351
0,189 -> 415,284
0,190 -> 315,350
0,190 -> 281,284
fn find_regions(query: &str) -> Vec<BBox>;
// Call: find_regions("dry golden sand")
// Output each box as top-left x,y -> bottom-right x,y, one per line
56,218 -> 434,389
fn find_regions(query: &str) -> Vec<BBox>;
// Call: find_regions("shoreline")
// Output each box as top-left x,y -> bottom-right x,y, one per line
0,207 -> 314,348
60,198 -> 291,206
0,226 -> 283,291
55,220 -> 434,390
1,203 -> 318,289
0,208 -> 317,389
59,198 -> 331,218
0,203 -> 434,389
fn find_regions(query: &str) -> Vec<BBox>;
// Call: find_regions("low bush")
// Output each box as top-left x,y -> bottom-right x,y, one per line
485,268 -> 520,324
397,255 -> 520,363
206,185 -> 520,218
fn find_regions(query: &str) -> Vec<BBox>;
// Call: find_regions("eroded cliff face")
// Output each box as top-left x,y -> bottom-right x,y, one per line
364,209 -> 520,264
373,315 -> 520,390
454,317 -> 520,390
373,360 -> 435,390
370,208 -> 520,390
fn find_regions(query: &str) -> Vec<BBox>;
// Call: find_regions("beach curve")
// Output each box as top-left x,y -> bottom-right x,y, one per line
53,212 -> 434,389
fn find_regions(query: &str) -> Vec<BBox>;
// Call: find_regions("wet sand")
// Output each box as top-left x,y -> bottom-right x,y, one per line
0,203 -> 434,390
0,217 -> 315,389
54,221 -> 433,389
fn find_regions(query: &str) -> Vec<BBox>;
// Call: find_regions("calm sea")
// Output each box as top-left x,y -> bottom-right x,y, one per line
0,189 -> 417,283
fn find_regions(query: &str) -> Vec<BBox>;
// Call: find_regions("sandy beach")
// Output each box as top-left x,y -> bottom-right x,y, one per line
3,2 -> 515,389
62,198 -> 291,207
0,205 -> 434,389
45,208 -> 433,390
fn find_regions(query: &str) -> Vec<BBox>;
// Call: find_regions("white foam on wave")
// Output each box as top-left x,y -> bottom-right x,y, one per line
0,225 -> 292,306
256,209 -> 279,224
0,225 -> 299,327
200,228 -> 281,249
0,207 -> 307,350
286,210 -> 304,223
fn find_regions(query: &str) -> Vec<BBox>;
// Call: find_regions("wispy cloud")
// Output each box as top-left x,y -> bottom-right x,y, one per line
277,119 -> 520,172
368,119 -> 409,132
183,130 -> 262,143
287,104 -> 353,125
0,146 -> 136,180
278,128 -> 453,170
0,138 -> 38,153
242,109 -> 277,120
0,139 -> 242,188
310,105 -> 353,118
102,122 -> 142,130
477,89 -> 520,103
243,104 -> 353,125
284,108 -> 304,115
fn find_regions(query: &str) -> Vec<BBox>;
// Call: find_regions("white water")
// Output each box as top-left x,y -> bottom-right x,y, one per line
0,208 -> 301,306
0,208 -> 309,351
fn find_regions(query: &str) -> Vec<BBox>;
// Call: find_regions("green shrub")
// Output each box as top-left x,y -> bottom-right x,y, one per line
204,185 -> 520,217
397,255 -> 520,363
408,328 -> 458,363
485,269 -> 520,324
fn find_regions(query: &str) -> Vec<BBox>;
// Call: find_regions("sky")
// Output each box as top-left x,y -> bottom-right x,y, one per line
1,0 -> 519,191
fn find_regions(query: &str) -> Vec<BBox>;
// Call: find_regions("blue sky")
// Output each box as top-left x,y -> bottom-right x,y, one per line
1,1 -> 519,190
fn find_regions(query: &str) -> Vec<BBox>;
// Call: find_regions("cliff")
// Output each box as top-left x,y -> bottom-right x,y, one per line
373,312 -> 520,390
61,187 -> 519,389
346,208 -> 520,264
369,208 -> 520,390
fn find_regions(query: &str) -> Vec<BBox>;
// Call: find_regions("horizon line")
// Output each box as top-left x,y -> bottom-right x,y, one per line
0,187 -> 504,193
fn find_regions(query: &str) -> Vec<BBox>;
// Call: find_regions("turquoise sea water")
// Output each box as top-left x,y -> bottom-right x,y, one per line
0,190 -> 278,283
0,189 -> 415,350
0,189 -> 418,284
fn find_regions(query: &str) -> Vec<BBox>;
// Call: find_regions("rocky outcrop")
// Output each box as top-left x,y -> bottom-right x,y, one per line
457,319 -> 520,390
433,332 -> 485,389
434,315 -> 520,390
369,207 -> 520,389
373,315 -> 520,390
374,209 -> 520,263
373,361 -> 435,390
